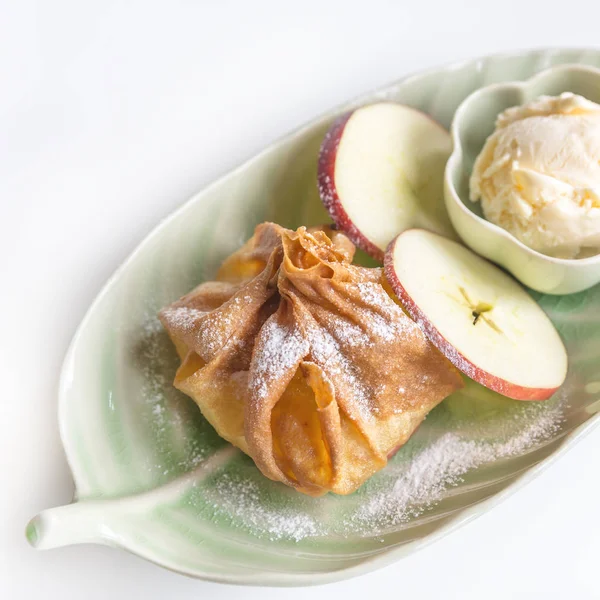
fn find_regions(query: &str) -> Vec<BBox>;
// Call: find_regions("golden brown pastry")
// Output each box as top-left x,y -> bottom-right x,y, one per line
159,223 -> 463,496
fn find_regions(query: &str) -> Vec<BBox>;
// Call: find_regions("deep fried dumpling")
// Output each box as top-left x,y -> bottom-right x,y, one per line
160,223 -> 462,495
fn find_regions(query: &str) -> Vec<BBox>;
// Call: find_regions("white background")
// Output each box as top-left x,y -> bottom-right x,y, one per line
2,1 -> 600,598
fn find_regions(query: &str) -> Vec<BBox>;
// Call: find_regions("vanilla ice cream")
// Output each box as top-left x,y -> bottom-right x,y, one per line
470,92 -> 600,259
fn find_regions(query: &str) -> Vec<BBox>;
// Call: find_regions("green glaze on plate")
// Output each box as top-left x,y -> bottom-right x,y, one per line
27,48 -> 600,586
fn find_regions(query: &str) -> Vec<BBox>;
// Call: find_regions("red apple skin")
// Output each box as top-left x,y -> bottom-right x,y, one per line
387,442 -> 405,459
387,421 -> 426,459
384,233 -> 561,402
317,111 -> 385,261
318,104 -> 451,262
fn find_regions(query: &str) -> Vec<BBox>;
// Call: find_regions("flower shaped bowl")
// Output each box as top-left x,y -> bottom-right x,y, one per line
445,64 -> 600,295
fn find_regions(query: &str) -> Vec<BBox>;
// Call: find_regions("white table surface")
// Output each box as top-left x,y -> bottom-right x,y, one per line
3,1 -> 600,598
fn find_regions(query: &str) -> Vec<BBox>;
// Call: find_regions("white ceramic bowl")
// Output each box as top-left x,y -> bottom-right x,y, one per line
445,64 -> 600,295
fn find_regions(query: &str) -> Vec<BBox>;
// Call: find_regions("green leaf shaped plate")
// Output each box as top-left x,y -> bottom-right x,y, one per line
27,48 -> 600,586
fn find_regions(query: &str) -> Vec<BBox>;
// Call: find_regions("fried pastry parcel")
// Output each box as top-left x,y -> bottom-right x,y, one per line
160,223 -> 462,495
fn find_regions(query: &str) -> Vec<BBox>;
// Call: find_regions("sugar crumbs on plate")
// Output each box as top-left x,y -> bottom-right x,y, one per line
202,388 -> 566,542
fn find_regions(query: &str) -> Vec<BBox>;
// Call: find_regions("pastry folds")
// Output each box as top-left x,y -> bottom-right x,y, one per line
160,223 -> 462,496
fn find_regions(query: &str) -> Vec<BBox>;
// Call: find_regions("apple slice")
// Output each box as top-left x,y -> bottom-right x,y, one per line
318,102 -> 455,261
384,229 -> 568,400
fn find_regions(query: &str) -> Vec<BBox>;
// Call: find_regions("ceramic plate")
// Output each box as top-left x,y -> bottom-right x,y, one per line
27,48 -> 600,586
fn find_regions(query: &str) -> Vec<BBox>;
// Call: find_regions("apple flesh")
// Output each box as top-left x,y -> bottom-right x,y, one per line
384,229 -> 568,400
318,102 -> 456,261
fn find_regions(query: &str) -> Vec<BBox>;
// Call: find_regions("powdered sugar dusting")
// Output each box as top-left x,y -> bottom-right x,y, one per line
326,315 -> 373,347
251,317 -> 309,400
139,317 -> 171,433
305,322 -> 373,421
195,294 -> 255,357
354,282 -> 413,342
196,310 -> 232,356
160,306 -> 206,332
349,397 -> 564,530
135,315 -> 215,480
203,389 -> 566,542
210,474 -> 322,541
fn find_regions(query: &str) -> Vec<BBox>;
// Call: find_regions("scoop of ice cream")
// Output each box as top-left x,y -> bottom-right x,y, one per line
470,92 -> 600,259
